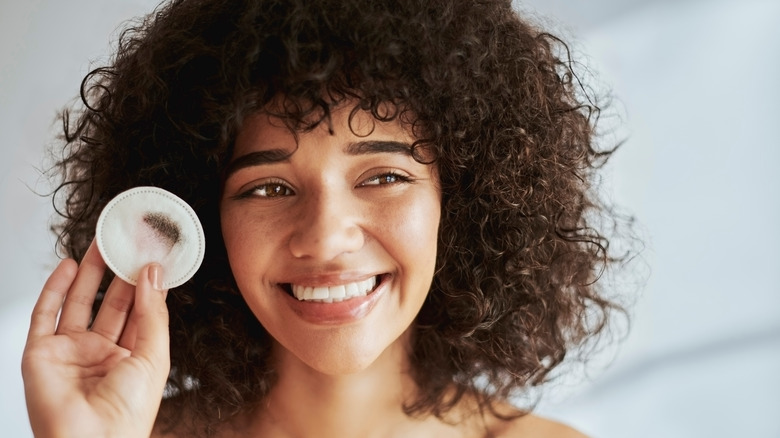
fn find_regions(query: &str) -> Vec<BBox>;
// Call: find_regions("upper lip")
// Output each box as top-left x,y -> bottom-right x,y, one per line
278,272 -> 384,288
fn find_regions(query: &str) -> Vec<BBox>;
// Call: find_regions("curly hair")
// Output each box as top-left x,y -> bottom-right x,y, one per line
51,0 -> 627,434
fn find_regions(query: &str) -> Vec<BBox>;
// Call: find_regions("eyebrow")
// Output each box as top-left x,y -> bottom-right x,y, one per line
223,140 -> 414,179
344,140 -> 413,156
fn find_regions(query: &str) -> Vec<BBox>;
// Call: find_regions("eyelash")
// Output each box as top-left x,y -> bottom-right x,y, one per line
238,180 -> 294,199
237,171 -> 414,199
358,171 -> 414,187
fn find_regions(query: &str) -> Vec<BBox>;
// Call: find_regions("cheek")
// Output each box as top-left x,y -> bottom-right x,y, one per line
381,192 -> 441,267
220,204 -> 297,294
220,207 -> 269,276
220,208 -> 242,261
220,209 -> 278,321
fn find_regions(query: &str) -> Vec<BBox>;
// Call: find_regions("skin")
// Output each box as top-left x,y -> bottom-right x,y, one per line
21,104 -> 587,438
21,241 -> 170,438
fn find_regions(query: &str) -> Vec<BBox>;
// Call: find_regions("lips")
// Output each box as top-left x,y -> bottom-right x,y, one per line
279,274 -> 389,325
284,275 -> 380,302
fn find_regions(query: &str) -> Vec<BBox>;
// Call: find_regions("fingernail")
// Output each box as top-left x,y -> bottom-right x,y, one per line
148,264 -> 163,291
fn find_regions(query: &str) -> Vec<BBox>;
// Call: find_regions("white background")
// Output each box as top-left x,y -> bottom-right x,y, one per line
2,0 -> 778,436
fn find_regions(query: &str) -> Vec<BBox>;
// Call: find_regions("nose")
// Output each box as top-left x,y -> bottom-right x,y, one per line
288,192 -> 365,260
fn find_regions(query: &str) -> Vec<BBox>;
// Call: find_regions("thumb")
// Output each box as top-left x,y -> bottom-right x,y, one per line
130,263 -> 170,382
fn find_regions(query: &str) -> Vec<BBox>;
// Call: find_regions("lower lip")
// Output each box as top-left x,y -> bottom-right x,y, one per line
281,276 -> 388,325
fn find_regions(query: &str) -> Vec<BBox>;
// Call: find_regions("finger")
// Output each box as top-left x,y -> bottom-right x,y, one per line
90,276 -> 134,343
27,259 -> 78,342
117,274 -> 172,349
118,315 -> 138,351
56,240 -> 107,334
130,264 -> 170,380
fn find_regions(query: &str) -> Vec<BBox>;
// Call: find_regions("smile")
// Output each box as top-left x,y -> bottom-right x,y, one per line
286,276 -> 380,302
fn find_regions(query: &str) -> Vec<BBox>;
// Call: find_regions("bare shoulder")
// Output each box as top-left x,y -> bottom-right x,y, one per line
491,414 -> 589,438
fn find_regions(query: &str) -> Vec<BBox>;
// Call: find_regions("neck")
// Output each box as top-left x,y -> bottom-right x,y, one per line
241,331 -> 430,438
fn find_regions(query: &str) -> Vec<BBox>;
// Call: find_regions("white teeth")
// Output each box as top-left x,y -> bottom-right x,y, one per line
330,285 -> 346,299
290,276 -> 378,301
345,282 -> 359,297
311,287 -> 329,300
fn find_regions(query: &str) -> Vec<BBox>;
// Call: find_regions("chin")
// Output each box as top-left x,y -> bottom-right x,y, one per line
275,327 -> 409,377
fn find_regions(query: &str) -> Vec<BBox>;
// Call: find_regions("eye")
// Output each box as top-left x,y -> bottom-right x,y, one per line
359,171 -> 413,187
243,181 -> 295,198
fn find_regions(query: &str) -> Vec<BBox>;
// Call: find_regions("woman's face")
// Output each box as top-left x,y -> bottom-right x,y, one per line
220,105 -> 441,374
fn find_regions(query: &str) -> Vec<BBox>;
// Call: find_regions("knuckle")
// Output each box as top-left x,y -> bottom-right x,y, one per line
64,292 -> 94,306
105,296 -> 133,313
30,308 -> 58,324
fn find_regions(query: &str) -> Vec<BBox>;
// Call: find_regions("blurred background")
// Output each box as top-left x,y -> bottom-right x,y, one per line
1,0 -> 778,436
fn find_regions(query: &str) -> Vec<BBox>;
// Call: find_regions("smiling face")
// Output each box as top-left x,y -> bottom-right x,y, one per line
220,104 -> 441,375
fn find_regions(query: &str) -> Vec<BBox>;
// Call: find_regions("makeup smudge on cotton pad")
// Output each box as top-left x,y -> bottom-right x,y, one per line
142,211 -> 182,249
95,186 -> 205,289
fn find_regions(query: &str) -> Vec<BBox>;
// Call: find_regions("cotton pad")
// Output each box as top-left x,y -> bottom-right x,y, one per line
95,186 -> 206,288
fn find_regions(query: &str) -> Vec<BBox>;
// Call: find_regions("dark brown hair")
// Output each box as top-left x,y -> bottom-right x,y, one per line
52,0 -> 629,435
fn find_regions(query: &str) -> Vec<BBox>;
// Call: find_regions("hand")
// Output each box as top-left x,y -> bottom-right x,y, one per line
22,240 -> 170,438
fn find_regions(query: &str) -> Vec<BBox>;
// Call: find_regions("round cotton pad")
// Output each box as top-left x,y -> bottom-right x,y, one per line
95,186 -> 205,289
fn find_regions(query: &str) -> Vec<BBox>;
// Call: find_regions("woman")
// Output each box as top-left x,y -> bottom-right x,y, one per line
22,0 -> 625,436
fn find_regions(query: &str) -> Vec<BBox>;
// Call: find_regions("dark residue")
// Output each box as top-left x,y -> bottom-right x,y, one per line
143,212 -> 181,248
